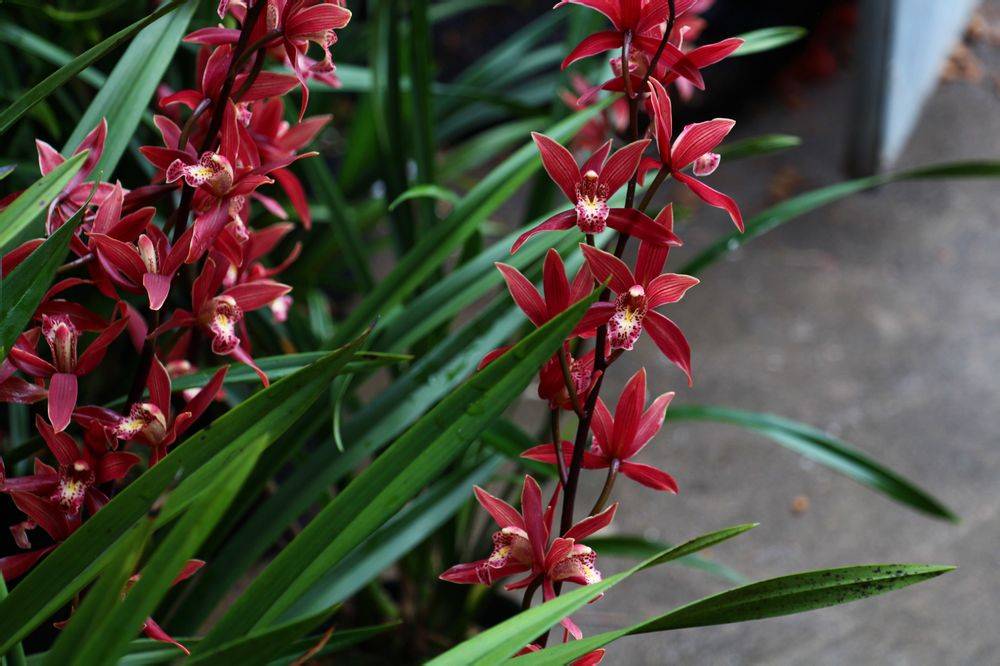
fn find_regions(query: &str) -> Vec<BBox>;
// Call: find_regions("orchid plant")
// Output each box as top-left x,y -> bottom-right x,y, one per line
0,0 -> 974,663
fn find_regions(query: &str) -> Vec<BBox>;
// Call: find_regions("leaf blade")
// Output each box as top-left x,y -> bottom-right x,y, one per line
0,0 -> 185,135
198,287 -> 600,647
668,405 -> 957,521
0,151 -> 87,251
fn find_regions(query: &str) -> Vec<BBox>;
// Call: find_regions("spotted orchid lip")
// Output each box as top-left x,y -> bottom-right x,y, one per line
165,151 -> 235,198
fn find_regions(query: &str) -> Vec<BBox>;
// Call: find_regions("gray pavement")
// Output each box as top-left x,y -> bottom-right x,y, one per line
567,21 -> 1000,666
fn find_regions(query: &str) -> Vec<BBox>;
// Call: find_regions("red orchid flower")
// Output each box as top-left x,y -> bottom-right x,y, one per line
558,0 -> 703,89
189,0 -> 352,119
160,43 -> 297,122
265,0 -> 352,119
580,35 -> 742,107
213,223 -> 302,323
0,357 -> 47,405
153,256 -> 290,385
645,77 -> 743,230
440,475 -> 615,639
0,418 -> 140,581
164,104 -> 271,262
0,487 -> 72,582
89,222 -> 190,311
80,183 -> 159,298
246,97 -> 331,227
511,133 -> 680,253
523,368 -> 678,493
481,249 -> 597,409
9,307 -> 129,431
108,356 -> 227,465
35,119 -> 116,234
577,205 -> 699,383
0,416 -> 140,516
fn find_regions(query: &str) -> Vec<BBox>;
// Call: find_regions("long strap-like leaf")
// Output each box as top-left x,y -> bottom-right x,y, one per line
0,337 -> 365,653
427,524 -> 757,665
0,0 -> 186,135
0,151 -> 87,251
197,286 -> 599,648
668,404 -> 956,520
681,161 -> 1000,275
512,564 -> 954,665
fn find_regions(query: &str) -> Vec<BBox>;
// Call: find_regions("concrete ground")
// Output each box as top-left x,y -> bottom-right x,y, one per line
567,17 -> 1000,666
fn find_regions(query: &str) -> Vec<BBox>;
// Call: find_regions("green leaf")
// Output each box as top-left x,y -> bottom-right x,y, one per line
681,160 -> 1000,276
0,25 -> 106,88
329,91 -> 610,346
0,164 -> 16,181
585,535 -> 749,585
107,351 -> 411,405
429,0 -> 501,22
481,419 -> 556,479
733,27 -> 808,57
374,211 -> 587,352
301,158 -> 374,290
513,564 -> 954,665
70,453 -> 260,665
0,577 -> 26,666
453,11 -> 564,96
43,516 -> 154,666
0,0 -> 185,135
272,623 -> 402,665
427,524 -> 757,665
717,134 -> 801,161
387,184 -> 461,212
0,151 -> 87,251
408,0 -> 438,234
173,298 -> 527,623
283,459 -> 501,620
668,405 -> 957,521
0,182 -> 92,365
0,338 -> 365,653
186,605 -> 337,665
439,117 -> 542,181
62,0 -> 196,177
198,288 -> 598,647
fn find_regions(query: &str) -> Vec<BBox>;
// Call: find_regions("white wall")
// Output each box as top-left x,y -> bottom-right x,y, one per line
881,0 -> 979,164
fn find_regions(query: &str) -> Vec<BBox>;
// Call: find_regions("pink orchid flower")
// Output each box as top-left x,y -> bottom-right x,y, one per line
646,77 -> 743,230
481,249 -> 597,410
35,119 -> 116,234
577,205 -> 699,383
523,368 -> 679,493
9,308 -> 129,431
511,133 -> 681,253
153,256 -> 290,385
559,0 -> 703,88
188,0 -> 352,119
440,475 -> 615,639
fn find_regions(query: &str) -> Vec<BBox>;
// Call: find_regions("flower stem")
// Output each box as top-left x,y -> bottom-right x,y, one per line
550,408 -> 569,486
639,0 -> 677,92
637,167 -> 670,214
521,575 -> 543,611
589,460 -> 618,516
131,0 -> 267,405
557,347 -> 584,419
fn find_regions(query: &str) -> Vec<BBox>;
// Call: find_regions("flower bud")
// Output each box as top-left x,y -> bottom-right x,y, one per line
42,315 -> 78,373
